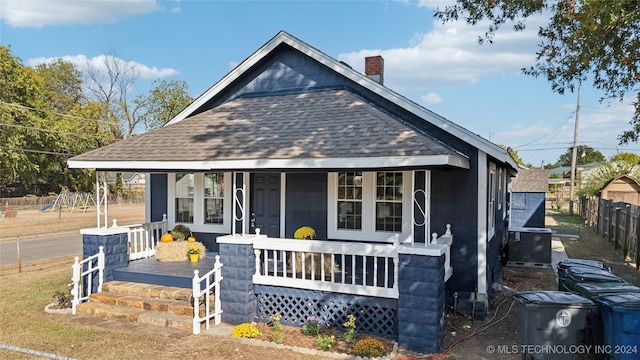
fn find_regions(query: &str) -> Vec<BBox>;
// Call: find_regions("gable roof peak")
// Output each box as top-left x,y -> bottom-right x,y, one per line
165,31 -> 517,170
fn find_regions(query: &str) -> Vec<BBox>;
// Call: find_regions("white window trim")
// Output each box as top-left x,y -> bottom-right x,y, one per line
168,172 -> 232,233
487,163 -> 496,240
327,171 -> 412,243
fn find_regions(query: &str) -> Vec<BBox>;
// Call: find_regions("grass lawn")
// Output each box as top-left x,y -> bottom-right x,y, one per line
0,257 -> 331,360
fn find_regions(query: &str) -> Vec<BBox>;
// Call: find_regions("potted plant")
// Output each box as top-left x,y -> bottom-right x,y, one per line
291,226 -> 339,275
171,224 -> 192,241
187,245 -> 200,262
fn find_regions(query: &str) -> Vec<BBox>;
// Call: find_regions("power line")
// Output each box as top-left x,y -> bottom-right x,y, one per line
0,123 -> 102,139
0,146 -> 76,156
0,101 -> 120,126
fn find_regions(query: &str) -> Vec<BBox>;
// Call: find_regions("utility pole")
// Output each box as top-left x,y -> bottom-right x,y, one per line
569,85 -> 581,215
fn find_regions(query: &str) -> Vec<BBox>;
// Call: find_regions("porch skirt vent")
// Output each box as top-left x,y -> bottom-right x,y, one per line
255,285 -> 398,338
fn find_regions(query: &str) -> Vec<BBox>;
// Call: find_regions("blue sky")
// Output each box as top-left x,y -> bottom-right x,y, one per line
1,0 -> 638,167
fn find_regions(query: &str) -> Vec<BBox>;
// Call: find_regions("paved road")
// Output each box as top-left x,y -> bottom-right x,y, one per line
0,233 -> 82,266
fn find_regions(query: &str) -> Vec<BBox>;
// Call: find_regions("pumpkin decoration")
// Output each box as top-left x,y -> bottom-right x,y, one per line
160,233 -> 174,243
187,236 -> 196,243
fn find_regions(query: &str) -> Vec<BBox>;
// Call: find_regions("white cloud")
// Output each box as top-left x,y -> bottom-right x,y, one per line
338,18 -> 541,93
27,54 -> 179,79
421,92 -> 443,104
0,0 -> 161,28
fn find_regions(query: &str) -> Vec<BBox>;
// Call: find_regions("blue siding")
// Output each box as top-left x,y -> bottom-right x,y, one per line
284,172 -> 328,239
195,46 -> 350,112
150,173 -> 167,222
431,166 -> 479,294
511,192 -> 546,228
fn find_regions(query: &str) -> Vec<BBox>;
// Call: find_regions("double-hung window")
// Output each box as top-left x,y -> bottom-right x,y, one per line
337,172 -> 363,230
170,172 -> 231,232
204,172 -> 224,224
329,171 -> 411,242
175,173 -> 194,223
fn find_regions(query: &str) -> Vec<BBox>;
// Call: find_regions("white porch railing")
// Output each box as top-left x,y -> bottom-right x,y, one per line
123,215 -> 168,260
247,225 -> 454,298
192,255 -> 223,335
253,236 -> 401,299
71,246 -> 105,315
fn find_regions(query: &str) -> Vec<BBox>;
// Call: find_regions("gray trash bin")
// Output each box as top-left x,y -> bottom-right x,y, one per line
514,291 -> 596,360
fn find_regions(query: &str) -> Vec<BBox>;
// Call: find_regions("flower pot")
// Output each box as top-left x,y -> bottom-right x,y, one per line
189,254 -> 199,262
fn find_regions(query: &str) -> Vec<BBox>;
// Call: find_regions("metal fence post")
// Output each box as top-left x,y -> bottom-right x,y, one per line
16,235 -> 21,273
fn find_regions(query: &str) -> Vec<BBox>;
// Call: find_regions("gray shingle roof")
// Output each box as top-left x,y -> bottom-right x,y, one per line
511,169 -> 549,192
69,89 -> 468,170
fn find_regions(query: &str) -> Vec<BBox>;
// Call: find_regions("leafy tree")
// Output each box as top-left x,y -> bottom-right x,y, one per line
138,79 -> 192,130
610,151 -> 640,165
556,145 -> 605,167
0,46 -> 47,194
434,1 -> 640,145
1,45 -> 191,195
577,161 -> 640,196
497,144 -> 524,166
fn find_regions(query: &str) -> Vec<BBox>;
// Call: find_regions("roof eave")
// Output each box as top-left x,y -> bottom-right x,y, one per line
67,154 -> 470,171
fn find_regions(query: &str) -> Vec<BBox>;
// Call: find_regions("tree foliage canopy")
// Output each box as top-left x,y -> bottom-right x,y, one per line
610,151 -> 640,164
435,0 -> 640,144
0,46 -> 192,196
556,145 -> 605,166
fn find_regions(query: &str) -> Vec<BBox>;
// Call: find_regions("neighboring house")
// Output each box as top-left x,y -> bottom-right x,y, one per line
68,31 -> 517,346
106,172 -> 145,185
599,174 -> 640,206
510,169 -> 549,228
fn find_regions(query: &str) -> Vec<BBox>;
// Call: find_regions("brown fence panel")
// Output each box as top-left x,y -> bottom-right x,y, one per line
580,196 -> 640,269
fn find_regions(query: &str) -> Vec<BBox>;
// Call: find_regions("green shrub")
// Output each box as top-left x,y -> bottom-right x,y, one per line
52,283 -> 73,309
231,323 -> 262,338
314,335 -> 335,350
301,316 -> 322,336
354,338 -> 385,358
171,224 -> 192,240
341,314 -> 357,343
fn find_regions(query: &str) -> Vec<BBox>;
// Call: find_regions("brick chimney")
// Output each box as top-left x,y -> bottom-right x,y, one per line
365,55 -> 384,85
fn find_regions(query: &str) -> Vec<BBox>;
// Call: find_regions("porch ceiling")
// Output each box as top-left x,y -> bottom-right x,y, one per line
68,89 -> 470,171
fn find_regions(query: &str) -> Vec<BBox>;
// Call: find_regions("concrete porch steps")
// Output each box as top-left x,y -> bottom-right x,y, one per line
75,280 -> 210,331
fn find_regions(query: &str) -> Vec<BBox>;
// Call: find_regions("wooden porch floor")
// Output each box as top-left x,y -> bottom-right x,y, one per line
113,252 -> 218,288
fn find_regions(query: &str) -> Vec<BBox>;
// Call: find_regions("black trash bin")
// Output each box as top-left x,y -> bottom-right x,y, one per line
574,282 -> 640,300
558,266 -> 624,294
514,291 -> 596,360
557,258 -> 611,271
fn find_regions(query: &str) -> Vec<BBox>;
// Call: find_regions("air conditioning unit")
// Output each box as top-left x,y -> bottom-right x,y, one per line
506,227 -> 552,267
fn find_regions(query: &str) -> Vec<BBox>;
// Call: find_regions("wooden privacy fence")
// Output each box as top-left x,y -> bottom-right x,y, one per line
580,196 -> 640,269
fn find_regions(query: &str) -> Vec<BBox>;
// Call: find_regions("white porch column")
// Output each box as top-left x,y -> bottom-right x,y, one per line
477,151 -> 487,298
95,171 -> 108,229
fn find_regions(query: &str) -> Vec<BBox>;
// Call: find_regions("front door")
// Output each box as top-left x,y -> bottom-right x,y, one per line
251,173 -> 280,238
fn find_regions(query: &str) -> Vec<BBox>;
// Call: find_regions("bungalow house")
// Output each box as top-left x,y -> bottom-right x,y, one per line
68,31 -> 517,353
